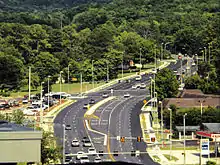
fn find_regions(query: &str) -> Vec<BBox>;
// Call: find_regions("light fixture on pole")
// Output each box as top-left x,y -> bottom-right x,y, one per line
47,75 -> 51,111
168,107 -> 172,160
60,71 -> 63,105
183,113 -> 187,165
159,101 -> 163,147
40,81 -> 44,127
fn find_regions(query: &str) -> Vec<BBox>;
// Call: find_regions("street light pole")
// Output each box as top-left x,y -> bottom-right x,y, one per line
80,73 -> 83,96
47,76 -> 51,111
40,82 -> 44,127
168,108 -> 172,160
140,48 -> 142,73
204,47 -> 207,62
67,64 -> 71,93
107,61 -> 109,82
122,51 -> 124,79
92,60 -> 94,88
183,113 -> 187,165
28,66 -> 31,101
60,72 -> 62,101
155,92 -> 158,135
62,124 -> 66,164
159,101 -> 164,147
164,42 -> 171,59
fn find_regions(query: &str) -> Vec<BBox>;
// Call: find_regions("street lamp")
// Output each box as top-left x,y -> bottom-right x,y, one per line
154,92 -> 158,135
183,113 -> 187,165
159,101 -> 164,146
164,42 -> 172,58
122,51 -> 124,79
62,124 -> 66,164
67,64 -> 71,93
161,43 -> 164,60
198,100 -> 205,115
92,60 -> 94,88
28,66 -> 31,101
40,81 -> 44,127
204,47 -> 207,62
149,77 -> 153,99
47,75 -> 51,111
60,71 -> 63,105
140,48 -> 142,73
168,108 -> 172,160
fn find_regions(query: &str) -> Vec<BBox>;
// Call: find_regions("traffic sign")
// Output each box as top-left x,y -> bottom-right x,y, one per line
120,137 -> 125,143
201,139 -> 209,155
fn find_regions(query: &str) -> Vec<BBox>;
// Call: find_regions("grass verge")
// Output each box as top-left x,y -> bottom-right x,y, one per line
160,146 -> 198,150
152,155 -> 161,162
163,154 -> 179,161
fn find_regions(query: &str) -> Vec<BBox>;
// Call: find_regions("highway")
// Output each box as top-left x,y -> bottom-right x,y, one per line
53,59 -> 190,164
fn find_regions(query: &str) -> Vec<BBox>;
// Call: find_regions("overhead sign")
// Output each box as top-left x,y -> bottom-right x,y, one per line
201,139 -> 209,155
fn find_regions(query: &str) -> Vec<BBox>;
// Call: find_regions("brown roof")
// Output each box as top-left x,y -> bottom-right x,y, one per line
163,97 -> 220,108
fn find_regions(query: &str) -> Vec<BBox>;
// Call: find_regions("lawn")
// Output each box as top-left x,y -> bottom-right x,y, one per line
160,146 -> 198,150
163,154 -> 179,161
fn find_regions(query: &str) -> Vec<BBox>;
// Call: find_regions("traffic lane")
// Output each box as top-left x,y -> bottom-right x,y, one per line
130,100 -> 159,165
112,96 -> 144,163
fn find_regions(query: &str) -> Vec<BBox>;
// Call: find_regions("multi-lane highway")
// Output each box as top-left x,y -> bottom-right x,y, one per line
53,59 -> 192,164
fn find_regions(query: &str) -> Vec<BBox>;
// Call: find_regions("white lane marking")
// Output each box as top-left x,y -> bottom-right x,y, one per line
99,100 -> 119,125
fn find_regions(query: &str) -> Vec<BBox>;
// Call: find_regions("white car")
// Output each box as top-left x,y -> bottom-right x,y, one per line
71,139 -> 79,147
102,93 -> 109,98
83,139 -> 92,147
94,156 -> 102,163
80,155 -> 89,163
124,93 -> 130,98
88,147 -> 96,155
140,83 -> 146,89
65,125 -> 71,130
135,76 -> 142,81
76,151 -> 85,160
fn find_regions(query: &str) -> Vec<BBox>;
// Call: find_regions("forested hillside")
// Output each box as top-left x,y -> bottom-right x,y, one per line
0,0 -> 219,95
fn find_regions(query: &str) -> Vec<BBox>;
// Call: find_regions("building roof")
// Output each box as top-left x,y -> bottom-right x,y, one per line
202,123 -> 220,133
176,126 -> 200,132
163,97 -> 220,108
0,120 -> 34,132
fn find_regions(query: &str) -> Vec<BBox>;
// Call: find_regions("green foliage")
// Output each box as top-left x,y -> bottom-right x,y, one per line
155,68 -> 179,100
12,109 -> 25,124
41,131 -> 62,164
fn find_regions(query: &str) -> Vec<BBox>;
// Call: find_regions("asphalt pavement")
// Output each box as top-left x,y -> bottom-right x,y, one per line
53,59 -> 189,164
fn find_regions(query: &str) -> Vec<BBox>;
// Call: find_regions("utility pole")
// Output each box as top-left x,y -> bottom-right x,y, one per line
183,113 -> 187,165
67,64 -> 71,93
60,71 -> 63,105
28,66 -> 31,101
40,82 -> 44,127
159,101 -> 164,147
47,76 -> 51,111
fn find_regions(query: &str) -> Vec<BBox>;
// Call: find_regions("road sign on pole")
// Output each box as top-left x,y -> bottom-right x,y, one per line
201,139 -> 209,155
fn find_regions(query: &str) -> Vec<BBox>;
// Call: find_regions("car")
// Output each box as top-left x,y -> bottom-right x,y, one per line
94,156 -> 102,163
71,139 -> 80,147
88,147 -> 96,155
80,155 -> 89,164
140,83 -> 146,89
22,98 -> 29,104
124,93 -> 130,98
0,104 -> 5,110
65,125 -> 71,130
76,151 -> 85,160
102,93 -> 109,98
89,99 -> 95,104
82,137 -> 88,142
83,139 -> 92,147
83,104 -> 89,109
132,84 -> 140,89
135,76 -> 142,81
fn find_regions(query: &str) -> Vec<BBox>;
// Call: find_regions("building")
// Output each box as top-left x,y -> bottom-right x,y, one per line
163,89 -> 220,109
0,120 -> 42,164
197,123 -> 220,142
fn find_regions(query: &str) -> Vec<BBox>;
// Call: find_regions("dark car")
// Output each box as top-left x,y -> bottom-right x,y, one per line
89,99 -> 95,104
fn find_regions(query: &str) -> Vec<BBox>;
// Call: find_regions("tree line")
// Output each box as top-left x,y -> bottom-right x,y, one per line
0,0 -> 219,95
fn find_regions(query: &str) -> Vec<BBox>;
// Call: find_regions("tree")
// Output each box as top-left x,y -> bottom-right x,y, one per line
12,109 -> 25,124
155,68 -> 179,100
0,53 -> 24,90
41,131 -> 62,164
